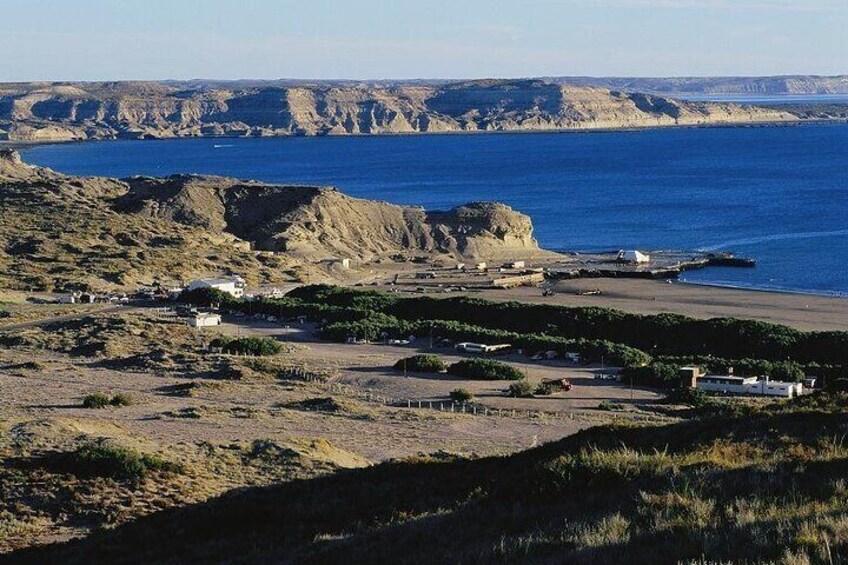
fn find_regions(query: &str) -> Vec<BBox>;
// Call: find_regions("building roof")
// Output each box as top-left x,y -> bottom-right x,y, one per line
698,375 -> 756,384
618,250 -> 650,263
190,278 -> 237,287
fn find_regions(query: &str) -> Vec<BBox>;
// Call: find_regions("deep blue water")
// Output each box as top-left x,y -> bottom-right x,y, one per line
677,94 -> 848,105
22,124 -> 848,296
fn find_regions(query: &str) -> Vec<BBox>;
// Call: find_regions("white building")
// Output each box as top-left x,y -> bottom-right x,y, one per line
696,375 -> 758,395
504,261 -> 526,269
696,375 -> 803,398
745,378 -> 803,398
58,293 -> 79,304
455,342 -> 511,354
188,312 -> 222,327
186,277 -> 244,298
617,250 -> 651,264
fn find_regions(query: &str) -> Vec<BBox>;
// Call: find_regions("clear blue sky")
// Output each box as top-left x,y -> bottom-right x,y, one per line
2,0 -> 845,81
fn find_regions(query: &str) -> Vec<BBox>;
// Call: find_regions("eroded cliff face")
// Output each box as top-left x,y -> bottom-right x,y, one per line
116,174 -> 542,261
0,80 -> 798,141
0,150 -> 542,290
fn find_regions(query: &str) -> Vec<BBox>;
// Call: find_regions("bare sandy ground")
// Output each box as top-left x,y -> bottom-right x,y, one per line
466,279 -> 848,332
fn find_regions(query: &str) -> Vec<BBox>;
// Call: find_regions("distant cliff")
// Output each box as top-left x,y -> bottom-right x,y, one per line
551,75 -> 848,96
0,79 -> 798,142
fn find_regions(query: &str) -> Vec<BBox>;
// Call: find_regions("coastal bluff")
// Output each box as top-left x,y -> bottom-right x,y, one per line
0,149 -> 542,290
0,79 -> 797,141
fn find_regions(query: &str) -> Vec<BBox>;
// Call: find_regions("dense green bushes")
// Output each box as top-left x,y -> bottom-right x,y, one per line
448,359 -> 524,381
210,336 -> 283,356
619,363 -> 681,389
67,445 -> 179,481
82,392 -> 134,408
180,284 -> 847,376
394,355 -> 447,373
82,392 -> 111,408
449,388 -> 474,403
506,380 -> 534,397
289,285 -> 848,366
326,316 -> 650,367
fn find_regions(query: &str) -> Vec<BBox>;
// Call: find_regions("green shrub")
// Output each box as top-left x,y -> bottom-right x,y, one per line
535,382 -> 556,396
68,445 -> 180,481
110,393 -> 135,407
449,388 -> 474,403
449,359 -> 524,381
664,387 -> 710,408
620,363 -> 680,389
394,355 -> 447,373
211,336 -> 283,356
83,392 -> 135,408
598,401 -> 625,411
506,380 -> 534,398
82,392 -> 111,409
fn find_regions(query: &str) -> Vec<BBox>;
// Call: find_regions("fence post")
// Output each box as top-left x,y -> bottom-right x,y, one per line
407,399 -> 411,408
473,406 -> 477,415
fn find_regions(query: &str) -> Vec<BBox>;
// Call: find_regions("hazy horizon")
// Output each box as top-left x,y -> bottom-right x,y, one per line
3,74 -> 848,85
2,0 -> 845,82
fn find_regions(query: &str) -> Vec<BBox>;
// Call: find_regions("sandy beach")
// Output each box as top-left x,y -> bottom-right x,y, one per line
464,278 -> 848,332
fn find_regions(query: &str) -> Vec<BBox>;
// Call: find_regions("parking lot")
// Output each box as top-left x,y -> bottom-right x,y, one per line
214,315 -> 664,414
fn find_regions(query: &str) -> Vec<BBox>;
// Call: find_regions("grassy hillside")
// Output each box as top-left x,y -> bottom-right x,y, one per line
9,393 -> 848,564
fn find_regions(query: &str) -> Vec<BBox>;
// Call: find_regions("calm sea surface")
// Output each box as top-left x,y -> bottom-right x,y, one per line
22,123 -> 848,296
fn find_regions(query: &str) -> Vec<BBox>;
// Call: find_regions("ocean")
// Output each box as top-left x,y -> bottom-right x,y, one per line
22,123 -> 848,296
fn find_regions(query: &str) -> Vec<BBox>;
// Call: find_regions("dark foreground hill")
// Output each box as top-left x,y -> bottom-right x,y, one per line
8,394 -> 848,564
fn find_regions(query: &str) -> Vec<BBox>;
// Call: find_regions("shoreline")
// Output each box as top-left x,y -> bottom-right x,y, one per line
5,117 -> 846,151
678,279 -> 847,299
462,278 -> 848,332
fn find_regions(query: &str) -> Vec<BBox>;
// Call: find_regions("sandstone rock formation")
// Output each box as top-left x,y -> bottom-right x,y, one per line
115,174 -> 541,261
0,79 -> 799,142
0,150 -> 542,290
553,75 -> 848,95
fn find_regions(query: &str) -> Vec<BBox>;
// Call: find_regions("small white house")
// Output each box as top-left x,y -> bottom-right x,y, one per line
188,312 -> 221,327
186,277 -> 244,298
504,261 -> 526,269
263,287 -> 285,299
475,262 -> 487,271
617,250 -> 651,264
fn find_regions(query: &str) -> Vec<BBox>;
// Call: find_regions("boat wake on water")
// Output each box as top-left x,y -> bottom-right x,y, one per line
698,229 -> 848,252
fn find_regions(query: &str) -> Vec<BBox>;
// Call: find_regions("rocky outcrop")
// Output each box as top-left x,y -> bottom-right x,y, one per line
0,80 -> 799,141
115,174 -> 541,261
0,151 -> 543,290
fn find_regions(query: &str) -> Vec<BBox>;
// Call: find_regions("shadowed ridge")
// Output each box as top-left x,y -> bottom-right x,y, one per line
7,398 -> 848,564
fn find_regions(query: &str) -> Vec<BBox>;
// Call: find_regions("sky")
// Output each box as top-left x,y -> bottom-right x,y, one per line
1,0 -> 845,81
